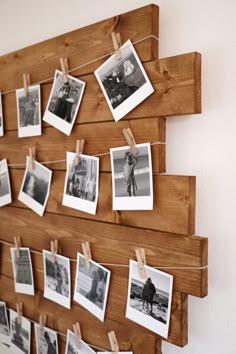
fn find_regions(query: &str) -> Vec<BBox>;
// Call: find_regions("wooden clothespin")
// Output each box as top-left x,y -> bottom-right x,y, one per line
23,73 -> 30,96
16,302 -> 23,325
108,331 -> 119,354
29,147 -> 36,171
50,240 -> 58,263
81,242 -> 92,269
122,128 -> 138,155
14,236 -> 21,258
135,248 -> 146,280
39,313 -> 47,337
74,139 -> 85,165
73,322 -> 81,350
60,57 -> 69,83
111,32 -> 122,60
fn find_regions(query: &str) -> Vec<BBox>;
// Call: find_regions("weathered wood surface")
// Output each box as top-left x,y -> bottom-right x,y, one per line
8,170 -> 195,235
3,52 -> 201,131
0,4 -> 159,93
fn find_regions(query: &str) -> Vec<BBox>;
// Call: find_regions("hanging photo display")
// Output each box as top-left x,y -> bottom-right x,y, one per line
10,309 -> 31,354
126,260 -> 173,339
74,253 -> 111,321
0,159 -> 12,207
65,329 -> 96,354
18,156 -> 52,216
0,93 -> 3,137
10,247 -> 34,296
110,143 -> 153,210
34,323 -> 58,354
94,39 -> 154,122
16,84 -> 41,138
0,302 -> 10,345
63,152 -> 99,215
43,250 -> 71,309
43,70 -> 85,136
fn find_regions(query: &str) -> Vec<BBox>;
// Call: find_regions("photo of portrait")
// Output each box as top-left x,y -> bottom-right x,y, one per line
10,309 -> 31,354
18,156 -> 52,216
126,260 -> 173,339
95,40 -> 154,122
74,253 -> 110,321
0,159 -> 12,207
65,329 -> 96,354
0,302 -> 10,345
43,70 -> 85,136
34,323 -> 58,354
63,152 -> 99,215
43,250 -> 71,309
16,84 -> 41,138
0,93 -> 3,137
110,143 -> 153,210
10,247 -> 34,296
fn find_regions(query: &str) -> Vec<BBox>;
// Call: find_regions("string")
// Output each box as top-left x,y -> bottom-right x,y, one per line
1,34 -> 159,96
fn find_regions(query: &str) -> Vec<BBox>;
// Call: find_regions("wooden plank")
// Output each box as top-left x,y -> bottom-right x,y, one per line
0,117 -> 166,173
3,52 -> 200,131
0,207 -> 207,297
0,5 -> 159,93
8,170 -> 195,235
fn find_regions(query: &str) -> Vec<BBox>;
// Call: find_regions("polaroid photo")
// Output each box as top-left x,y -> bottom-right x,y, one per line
74,253 -> 110,322
18,156 -> 52,216
65,329 -> 96,354
43,70 -> 85,136
0,93 -> 3,137
126,260 -> 173,339
0,302 -> 10,345
110,143 -> 153,210
43,250 -> 71,309
16,84 -> 41,138
0,159 -> 12,207
34,323 -> 58,354
95,39 -> 154,122
10,309 -> 31,354
10,247 -> 34,296
63,152 -> 99,215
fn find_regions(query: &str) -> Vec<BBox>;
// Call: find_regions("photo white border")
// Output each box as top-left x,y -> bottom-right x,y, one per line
18,156 -> 52,217
43,250 -> 71,309
62,152 -> 99,215
126,260 -> 173,339
16,84 -> 41,138
110,143 -> 153,210
0,301 -> 10,345
0,93 -> 3,137
65,329 -> 96,354
10,309 -> 31,354
43,70 -> 86,136
0,159 -> 12,207
10,247 -> 35,296
34,323 -> 58,354
73,253 -> 111,322
94,39 -> 154,122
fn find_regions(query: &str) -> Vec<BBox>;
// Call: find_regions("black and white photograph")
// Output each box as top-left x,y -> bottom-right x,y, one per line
43,250 -> 71,309
110,143 -> 153,210
16,84 -> 41,138
94,39 -> 154,122
0,302 -> 10,345
43,70 -> 85,136
126,260 -> 173,339
0,93 -> 3,137
18,156 -> 52,216
10,309 -> 31,354
34,323 -> 58,354
10,247 -> 34,296
74,253 -> 110,321
63,152 -> 99,215
65,329 -> 96,354
0,159 -> 12,207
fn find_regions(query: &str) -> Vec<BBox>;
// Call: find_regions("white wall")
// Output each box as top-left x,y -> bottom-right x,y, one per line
0,1 -> 235,353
